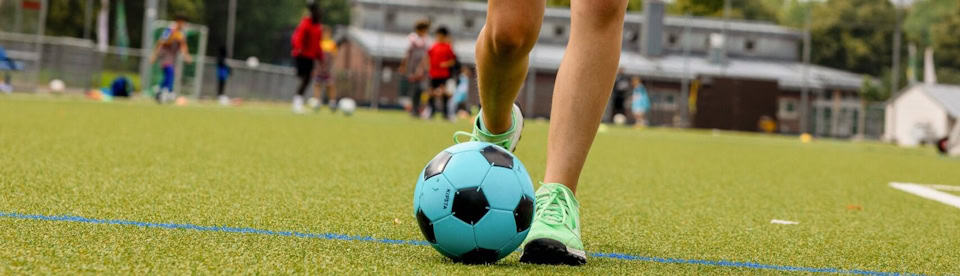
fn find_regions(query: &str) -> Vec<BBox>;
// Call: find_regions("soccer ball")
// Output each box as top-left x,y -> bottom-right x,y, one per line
612,113 -> 627,125
49,79 -> 65,92
413,142 -> 536,264
245,56 -> 260,68
338,97 -> 356,116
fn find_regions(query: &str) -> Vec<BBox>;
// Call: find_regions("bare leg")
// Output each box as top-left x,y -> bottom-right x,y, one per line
544,0 -> 627,193
476,0 -> 545,134
326,84 -> 337,105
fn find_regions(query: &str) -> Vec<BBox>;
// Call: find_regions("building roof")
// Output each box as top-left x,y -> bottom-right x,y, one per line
354,0 -> 802,38
910,84 -> 960,117
348,27 -> 865,91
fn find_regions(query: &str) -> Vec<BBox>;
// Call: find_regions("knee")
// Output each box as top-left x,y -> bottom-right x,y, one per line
484,23 -> 539,58
576,0 -> 627,26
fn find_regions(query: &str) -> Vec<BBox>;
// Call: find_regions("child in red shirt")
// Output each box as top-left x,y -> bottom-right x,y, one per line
427,26 -> 456,120
290,2 -> 323,113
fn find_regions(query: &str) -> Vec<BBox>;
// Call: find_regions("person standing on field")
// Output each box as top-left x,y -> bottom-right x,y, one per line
399,20 -> 431,117
449,0 -> 628,265
149,15 -> 192,104
216,46 -> 231,106
427,26 -> 456,120
310,27 -> 338,112
290,1 -> 323,114
630,77 -> 650,127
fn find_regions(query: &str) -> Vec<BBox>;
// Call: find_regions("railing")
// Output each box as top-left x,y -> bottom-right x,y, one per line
0,32 -> 302,101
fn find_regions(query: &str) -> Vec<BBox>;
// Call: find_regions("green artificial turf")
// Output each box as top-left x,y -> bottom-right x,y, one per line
1,94 -> 958,274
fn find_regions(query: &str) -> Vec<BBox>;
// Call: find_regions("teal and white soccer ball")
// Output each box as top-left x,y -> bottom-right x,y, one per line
413,142 -> 536,264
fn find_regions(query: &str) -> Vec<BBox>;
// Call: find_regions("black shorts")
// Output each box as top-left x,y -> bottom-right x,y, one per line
430,78 -> 449,89
295,57 -> 315,79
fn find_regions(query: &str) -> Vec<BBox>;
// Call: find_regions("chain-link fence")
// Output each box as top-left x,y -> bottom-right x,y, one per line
0,31 -> 308,101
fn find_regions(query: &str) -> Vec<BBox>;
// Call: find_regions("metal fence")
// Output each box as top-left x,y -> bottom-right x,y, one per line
0,32 -> 302,100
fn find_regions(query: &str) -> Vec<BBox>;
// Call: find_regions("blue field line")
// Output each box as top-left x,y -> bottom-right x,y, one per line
0,211 -> 912,275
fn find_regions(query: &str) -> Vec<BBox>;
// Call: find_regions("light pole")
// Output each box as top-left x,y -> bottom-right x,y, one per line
226,0 -> 237,58
891,0 -> 903,94
139,0 -> 158,93
83,0 -> 94,40
370,0 -> 386,110
14,0 -> 22,33
798,0 -> 824,135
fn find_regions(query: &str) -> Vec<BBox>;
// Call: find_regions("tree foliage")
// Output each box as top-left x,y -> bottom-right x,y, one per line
668,0 -> 779,22
809,0 -> 896,77
903,0 -> 956,46
929,2 -> 960,84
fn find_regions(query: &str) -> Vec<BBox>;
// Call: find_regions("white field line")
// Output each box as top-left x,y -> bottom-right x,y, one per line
927,184 -> 960,192
889,182 -> 960,210
770,219 -> 799,225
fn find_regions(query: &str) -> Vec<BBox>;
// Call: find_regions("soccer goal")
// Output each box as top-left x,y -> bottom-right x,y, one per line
144,20 -> 208,99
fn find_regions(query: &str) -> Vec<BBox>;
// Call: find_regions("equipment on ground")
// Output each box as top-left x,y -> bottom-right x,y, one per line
413,142 -> 535,264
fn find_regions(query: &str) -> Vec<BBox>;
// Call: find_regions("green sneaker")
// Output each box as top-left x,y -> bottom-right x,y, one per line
453,104 -> 523,152
519,183 -> 586,265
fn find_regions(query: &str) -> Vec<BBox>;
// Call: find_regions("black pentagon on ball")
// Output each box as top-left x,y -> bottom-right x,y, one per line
457,248 -> 500,265
415,209 -> 436,244
514,195 -> 535,232
451,187 -> 489,225
423,151 -> 453,181
481,145 -> 513,169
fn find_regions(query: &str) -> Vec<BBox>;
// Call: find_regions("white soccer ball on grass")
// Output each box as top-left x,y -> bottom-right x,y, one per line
338,97 -> 356,116
49,79 -> 65,92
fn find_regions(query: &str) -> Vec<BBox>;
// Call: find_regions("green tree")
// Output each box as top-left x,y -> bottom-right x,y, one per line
808,0 -> 896,77
771,0 -> 817,28
929,3 -> 960,84
45,0 -> 88,37
903,0 -> 956,46
668,0 -> 779,21
469,0 -> 644,11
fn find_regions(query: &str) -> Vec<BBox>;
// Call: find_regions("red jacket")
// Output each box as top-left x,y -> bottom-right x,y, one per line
291,17 -> 323,60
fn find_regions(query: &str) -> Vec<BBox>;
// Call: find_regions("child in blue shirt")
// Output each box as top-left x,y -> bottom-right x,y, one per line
631,77 -> 650,127
448,66 -> 472,119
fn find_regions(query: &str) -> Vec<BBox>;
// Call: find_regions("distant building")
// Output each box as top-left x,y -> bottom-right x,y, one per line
334,0 -> 872,137
884,84 -> 960,147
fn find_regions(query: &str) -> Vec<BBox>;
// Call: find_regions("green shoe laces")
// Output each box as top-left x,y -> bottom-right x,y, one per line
535,184 -> 576,227
452,114 -> 516,150
453,130 -> 513,149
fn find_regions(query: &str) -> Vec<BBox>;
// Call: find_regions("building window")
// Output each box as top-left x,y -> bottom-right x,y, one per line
778,99 -> 799,120
667,33 -> 678,46
554,25 -> 565,37
651,92 -> 678,111
464,18 -> 474,29
744,39 -> 756,52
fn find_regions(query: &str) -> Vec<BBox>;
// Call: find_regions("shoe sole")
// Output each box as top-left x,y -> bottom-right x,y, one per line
519,238 -> 587,266
510,104 -> 524,152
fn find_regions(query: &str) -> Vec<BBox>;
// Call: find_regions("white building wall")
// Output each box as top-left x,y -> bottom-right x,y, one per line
889,87 -> 951,146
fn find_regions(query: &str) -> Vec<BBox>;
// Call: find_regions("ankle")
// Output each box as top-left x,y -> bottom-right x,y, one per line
481,111 -> 513,135
542,180 -> 577,194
